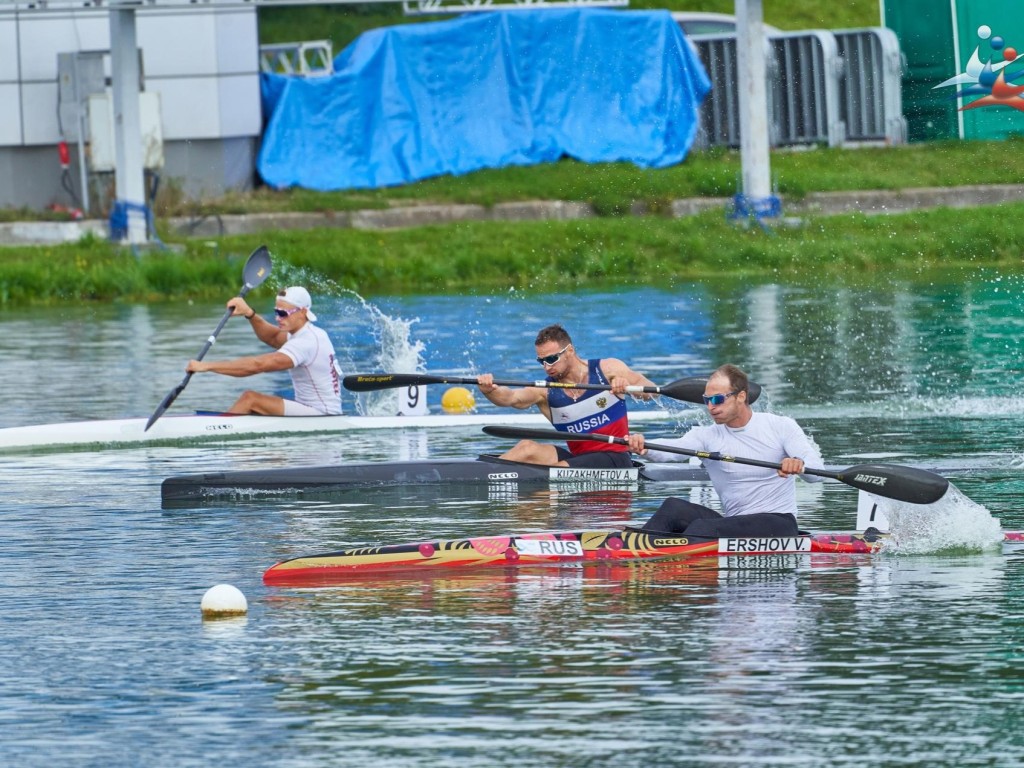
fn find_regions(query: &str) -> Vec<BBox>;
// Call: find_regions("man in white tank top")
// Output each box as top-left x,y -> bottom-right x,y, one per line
186,286 -> 342,416
628,363 -> 823,538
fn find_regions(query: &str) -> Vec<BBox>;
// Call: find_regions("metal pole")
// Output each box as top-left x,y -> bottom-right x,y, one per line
735,0 -> 771,201
73,54 -> 90,216
109,7 -> 147,244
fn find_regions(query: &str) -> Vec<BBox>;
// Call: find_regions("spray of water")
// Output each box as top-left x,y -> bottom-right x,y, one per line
268,264 -> 425,416
877,483 -> 1004,554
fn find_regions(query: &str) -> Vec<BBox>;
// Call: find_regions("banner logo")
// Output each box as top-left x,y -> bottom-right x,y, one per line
934,25 -> 1024,112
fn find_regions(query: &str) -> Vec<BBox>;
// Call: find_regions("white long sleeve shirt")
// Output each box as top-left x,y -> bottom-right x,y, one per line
644,412 -> 824,517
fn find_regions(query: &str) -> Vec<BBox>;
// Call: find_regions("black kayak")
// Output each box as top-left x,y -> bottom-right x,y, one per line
160,453 -> 985,504
159,454 -> 714,502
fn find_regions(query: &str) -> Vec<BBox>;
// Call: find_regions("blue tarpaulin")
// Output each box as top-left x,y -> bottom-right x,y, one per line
257,9 -> 711,191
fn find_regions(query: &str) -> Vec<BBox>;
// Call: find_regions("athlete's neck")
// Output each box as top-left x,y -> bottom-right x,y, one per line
726,407 -> 753,429
556,358 -> 587,385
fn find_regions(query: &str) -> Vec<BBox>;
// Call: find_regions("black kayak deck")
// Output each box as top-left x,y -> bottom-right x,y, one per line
160,454 -> 987,504
160,454 -> 712,502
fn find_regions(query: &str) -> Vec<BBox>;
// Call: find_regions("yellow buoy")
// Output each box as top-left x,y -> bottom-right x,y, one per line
441,386 -> 476,414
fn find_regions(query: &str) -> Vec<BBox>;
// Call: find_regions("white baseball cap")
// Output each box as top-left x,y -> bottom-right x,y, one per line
278,286 -> 317,322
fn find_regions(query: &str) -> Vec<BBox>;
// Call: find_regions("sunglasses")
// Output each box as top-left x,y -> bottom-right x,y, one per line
702,391 -> 738,406
274,307 -> 302,319
536,343 -> 571,366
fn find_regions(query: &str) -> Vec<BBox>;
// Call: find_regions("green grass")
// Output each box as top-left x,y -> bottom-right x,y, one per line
3,204 -> 1023,306
256,0 -> 883,51
147,140 -> 1024,220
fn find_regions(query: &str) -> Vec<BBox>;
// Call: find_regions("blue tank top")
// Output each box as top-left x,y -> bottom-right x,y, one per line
547,359 -> 629,455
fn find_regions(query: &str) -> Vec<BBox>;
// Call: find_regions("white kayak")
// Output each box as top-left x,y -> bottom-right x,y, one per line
0,408 -> 678,452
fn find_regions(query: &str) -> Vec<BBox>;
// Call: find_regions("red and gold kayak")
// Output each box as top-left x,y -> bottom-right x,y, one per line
263,529 -> 1024,587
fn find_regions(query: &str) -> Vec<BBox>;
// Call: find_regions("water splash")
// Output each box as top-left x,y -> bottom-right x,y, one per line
269,264 -> 425,416
877,484 -> 1004,554
358,309 -> 427,416
903,394 -> 1024,418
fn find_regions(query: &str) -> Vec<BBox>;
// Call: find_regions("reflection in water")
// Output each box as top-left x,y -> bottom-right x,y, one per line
260,552 -> 1020,764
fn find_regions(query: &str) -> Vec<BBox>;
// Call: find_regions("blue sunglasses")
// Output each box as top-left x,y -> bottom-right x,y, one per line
702,391 -> 738,406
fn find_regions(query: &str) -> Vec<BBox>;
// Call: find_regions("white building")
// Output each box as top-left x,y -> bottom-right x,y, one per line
0,1 -> 262,213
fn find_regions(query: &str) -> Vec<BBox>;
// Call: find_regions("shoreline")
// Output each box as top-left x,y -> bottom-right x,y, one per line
3,183 -> 1023,247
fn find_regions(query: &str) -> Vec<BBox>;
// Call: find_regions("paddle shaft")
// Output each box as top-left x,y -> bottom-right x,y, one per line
344,373 -> 762,406
149,305 -> 235,410
347,372 -> 651,394
481,425 -> 950,505
145,245 -> 272,431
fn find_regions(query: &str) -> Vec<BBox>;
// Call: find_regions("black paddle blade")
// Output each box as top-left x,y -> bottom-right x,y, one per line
833,463 -> 950,505
243,245 -> 272,291
658,377 -> 762,405
144,379 -> 189,431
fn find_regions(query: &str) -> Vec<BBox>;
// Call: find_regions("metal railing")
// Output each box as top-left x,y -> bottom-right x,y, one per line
259,40 -> 334,77
691,27 -> 905,149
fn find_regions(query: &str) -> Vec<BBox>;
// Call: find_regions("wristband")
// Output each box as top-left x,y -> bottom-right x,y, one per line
246,310 -> 256,319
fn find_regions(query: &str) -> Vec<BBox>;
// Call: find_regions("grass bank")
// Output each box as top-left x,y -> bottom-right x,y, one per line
137,141 -> 1024,220
2,204 -> 1022,306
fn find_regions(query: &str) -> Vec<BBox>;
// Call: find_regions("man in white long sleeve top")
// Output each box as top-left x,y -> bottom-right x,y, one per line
628,364 -> 823,538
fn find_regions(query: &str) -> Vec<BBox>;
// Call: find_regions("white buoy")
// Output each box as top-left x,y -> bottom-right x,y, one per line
201,584 -> 248,619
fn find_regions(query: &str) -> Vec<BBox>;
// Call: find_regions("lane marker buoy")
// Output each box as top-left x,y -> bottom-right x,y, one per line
441,386 -> 476,414
201,584 -> 248,619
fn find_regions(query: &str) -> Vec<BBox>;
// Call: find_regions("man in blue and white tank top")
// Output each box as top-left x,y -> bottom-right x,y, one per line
476,324 -> 657,468
187,286 -> 342,416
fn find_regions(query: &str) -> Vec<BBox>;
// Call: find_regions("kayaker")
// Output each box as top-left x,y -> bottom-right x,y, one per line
185,286 -> 342,415
627,363 -> 823,537
476,323 -> 656,468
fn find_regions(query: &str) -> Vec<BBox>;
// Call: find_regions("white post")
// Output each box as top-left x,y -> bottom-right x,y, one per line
109,7 -> 148,244
735,0 -> 772,203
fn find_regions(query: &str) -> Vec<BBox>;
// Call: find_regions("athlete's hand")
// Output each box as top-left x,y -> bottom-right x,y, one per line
610,376 -> 632,396
778,457 -> 805,477
228,297 -> 253,317
476,374 -> 499,396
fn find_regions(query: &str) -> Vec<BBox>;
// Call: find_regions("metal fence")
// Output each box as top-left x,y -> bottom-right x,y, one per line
834,27 -> 906,144
691,27 -> 905,149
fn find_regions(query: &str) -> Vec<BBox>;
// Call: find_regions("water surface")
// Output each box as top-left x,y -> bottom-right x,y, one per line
2,278 -> 1023,766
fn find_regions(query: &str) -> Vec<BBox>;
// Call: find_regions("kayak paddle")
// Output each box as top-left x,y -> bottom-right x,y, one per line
482,425 -> 950,505
343,372 -> 762,406
144,245 -> 273,432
